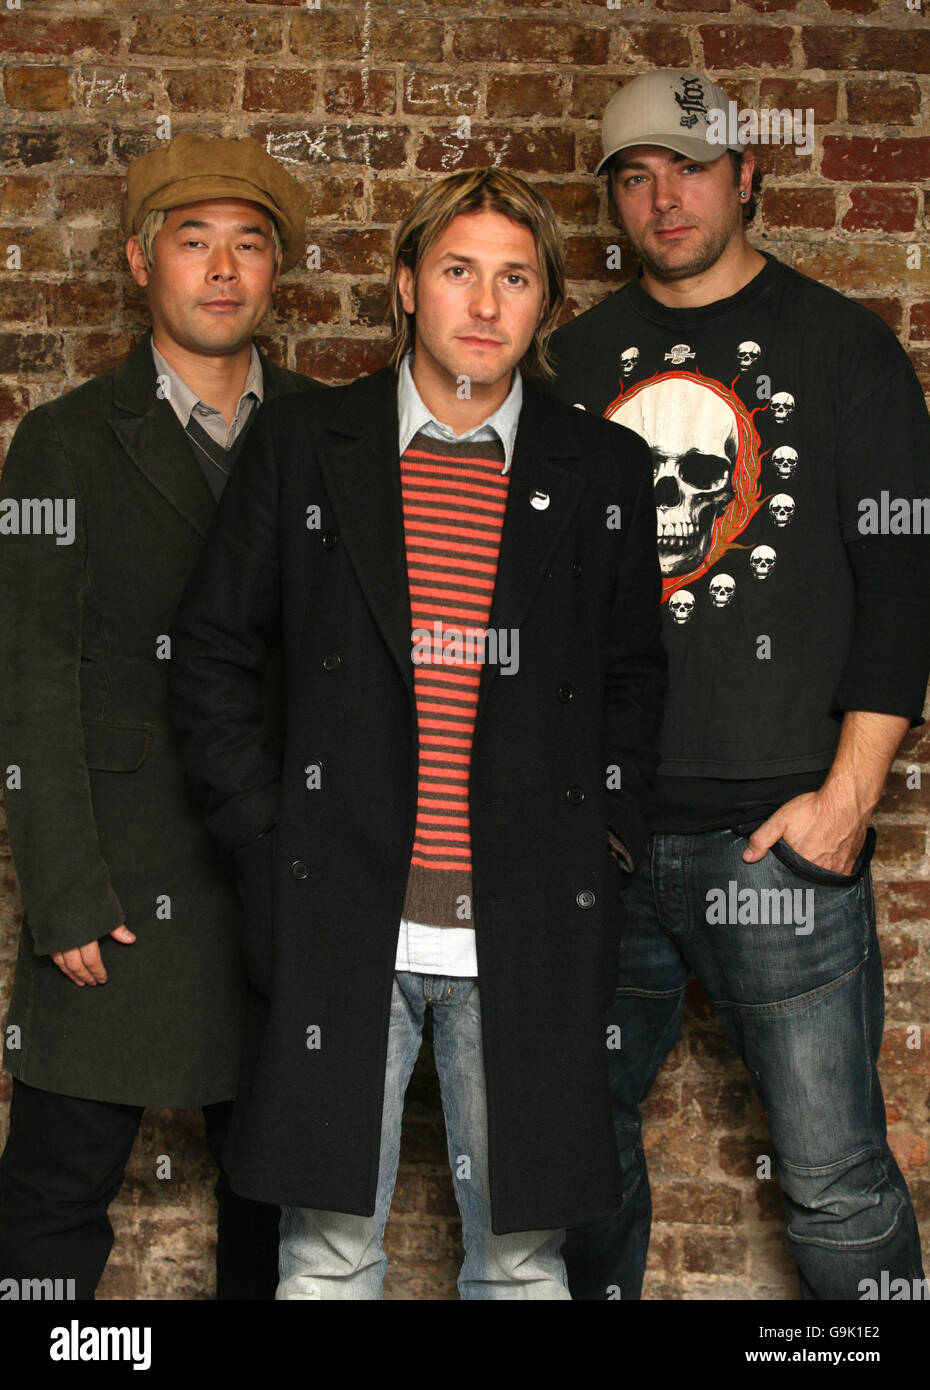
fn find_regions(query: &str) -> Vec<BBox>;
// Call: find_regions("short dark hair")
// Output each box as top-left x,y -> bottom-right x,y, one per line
604,149 -> 761,225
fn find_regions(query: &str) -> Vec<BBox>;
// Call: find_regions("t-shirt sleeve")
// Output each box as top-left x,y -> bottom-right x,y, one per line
833,356 -> 930,723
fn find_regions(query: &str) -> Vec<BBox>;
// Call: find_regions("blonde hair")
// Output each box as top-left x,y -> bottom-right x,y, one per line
135,207 -> 283,272
388,168 -> 565,380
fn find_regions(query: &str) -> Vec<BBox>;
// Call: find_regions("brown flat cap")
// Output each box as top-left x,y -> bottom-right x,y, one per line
122,131 -> 308,272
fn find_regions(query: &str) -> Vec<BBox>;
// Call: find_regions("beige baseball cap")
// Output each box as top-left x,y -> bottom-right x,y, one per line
122,132 -> 309,271
596,69 -> 743,175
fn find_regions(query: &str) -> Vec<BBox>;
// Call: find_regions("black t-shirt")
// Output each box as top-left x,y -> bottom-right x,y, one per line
549,254 -> 930,831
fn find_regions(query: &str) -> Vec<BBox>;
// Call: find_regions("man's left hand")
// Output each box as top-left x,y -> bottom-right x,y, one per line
742,788 -> 868,876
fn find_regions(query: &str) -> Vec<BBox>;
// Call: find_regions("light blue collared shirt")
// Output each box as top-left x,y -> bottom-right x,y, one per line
394,352 -> 524,978
396,351 -> 522,474
151,340 -> 263,450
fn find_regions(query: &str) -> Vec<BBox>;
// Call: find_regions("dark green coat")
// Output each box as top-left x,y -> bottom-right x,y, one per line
0,332 -> 321,1105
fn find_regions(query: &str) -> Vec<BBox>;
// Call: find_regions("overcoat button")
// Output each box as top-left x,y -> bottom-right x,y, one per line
322,530 -> 338,549
530,489 -> 550,510
576,889 -> 596,909
571,559 -> 583,576
290,860 -> 309,880
567,786 -> 585,804
556,683 -> 574,703
322,653 -> 341,672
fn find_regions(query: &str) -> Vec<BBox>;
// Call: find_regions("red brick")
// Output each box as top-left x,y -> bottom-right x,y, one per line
682,1076 -> 753,1126
402,71 -> 480,117
243,67 -> 317,113
70,331 -> 136,380
4,66 -> 71,111
0,227 -> 68,273
682,1231 -> 748,1273
165,69 -> 239,113
889,1131 -> 930,1173
791,244 -> 928,296
570,75 -> 624,123
453,19 -> 608,66
0,280 -> 43,323
390,1168 -> 423,1216
908,348 -> 930,392
718,1136 -> 774,1178
699,26 -> 793,69
886,979 -> 930,1021
252,333 -> 286,370
881,1027 -> 930,1074
758,79 -> 838,124
55,175 -> 124,222
739,0 -> 795,8
369,179 -> 424,225
762,187 -> 835,230
70,225 -> 126,274
302,175 -> 365,222
564,233 -> 630,281
130,15 -> 283,58
823,138 -> 930,184
846,78 -> 922,127
803,27 -> 930,74
825,0 -> 878,9
911,303 -> 930,341
652,1179 -> 742,1225
351,283 -> 391,329
290,12 -> 444,64
487,74 -> 562,119
624,25 -> 692,68
416,128 -> 573,176
878,927 -> 921,969
75,66 -> 154,111
534,181 -> 600,227
272,283 -> 341,329
424,1172 -> 458,1217
0,386 -> 28,427
0,333 -> 64,376
46,282 -> 121,329
851,297 -> 903,333
753,1177 -> 785,1222
877,768 -> 930,814
0,127 -> 109,170
311,229 -> 392,276
322,69 -> 396,117
755,144 -> 815,178
658,0 -> 730,9
874,824 -> 927,868
843,188 -> 918,233
0,175 -> 51,219
296,335 -> 391,384
0,16 -> 119,58
255,124 -> 409,173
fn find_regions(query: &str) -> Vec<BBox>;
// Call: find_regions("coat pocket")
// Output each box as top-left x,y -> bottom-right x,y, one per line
82,721 -> 152,772
232,831 -> 275,998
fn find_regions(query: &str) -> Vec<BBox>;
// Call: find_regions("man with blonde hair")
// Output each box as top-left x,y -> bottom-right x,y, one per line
0,132 -> 321,1299
169,167 -> 667,1298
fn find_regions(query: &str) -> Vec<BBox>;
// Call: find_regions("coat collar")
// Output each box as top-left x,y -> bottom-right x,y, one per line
316,368 -> 586,708
109,331 -> 292,539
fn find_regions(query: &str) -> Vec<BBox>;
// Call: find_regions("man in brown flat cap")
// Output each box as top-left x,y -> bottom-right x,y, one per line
0,132 -> 322,1299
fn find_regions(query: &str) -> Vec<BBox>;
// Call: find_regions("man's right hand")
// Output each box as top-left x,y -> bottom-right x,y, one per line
51,924 -> 136,986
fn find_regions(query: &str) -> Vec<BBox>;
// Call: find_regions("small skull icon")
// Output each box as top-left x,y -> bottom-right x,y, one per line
768,494 -> 795,528
772,446 -> 798,480
770,392 -> 795,424
750,545 -> 777,580
620,347 -> 640,377
708,573 -> 736,608
668,590 -> 696,625
737,341 -> 761,372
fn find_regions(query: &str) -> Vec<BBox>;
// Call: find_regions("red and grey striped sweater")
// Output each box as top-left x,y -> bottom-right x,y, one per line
400,429 -> 509,930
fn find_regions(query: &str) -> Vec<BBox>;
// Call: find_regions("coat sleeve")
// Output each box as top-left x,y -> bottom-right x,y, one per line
0,407 -> 126,955
603,437 -> 667,872
169,404 -> 284,854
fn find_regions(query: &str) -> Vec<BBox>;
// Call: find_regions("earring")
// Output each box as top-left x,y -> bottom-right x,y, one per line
740,191 -> 749,201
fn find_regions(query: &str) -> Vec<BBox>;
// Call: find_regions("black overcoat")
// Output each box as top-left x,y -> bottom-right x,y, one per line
0,333 -> 321,1105
170,367 -> 666,1232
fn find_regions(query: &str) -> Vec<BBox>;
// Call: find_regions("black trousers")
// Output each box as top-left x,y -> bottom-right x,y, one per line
0,1079 -> 280,1300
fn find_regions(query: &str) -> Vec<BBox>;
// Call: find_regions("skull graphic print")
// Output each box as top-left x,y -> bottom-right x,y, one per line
604,372 -> 765,601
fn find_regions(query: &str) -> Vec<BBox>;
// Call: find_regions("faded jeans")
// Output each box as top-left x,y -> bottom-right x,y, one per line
278,971 -> 570,1300
564,827 -> 925,1301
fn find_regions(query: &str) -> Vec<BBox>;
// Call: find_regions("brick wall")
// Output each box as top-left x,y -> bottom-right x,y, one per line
0,0 -> 928,1300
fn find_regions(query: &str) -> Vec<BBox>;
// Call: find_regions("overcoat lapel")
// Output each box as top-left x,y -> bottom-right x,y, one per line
478,382 -> 585,713
109,335 -> 216,539
316,370 -> 415,696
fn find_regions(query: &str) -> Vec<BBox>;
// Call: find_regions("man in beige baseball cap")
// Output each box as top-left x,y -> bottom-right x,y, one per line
0,133 -> 322,1299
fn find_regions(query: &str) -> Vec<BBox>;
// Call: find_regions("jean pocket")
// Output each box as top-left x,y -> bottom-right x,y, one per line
765,827 -> 875,887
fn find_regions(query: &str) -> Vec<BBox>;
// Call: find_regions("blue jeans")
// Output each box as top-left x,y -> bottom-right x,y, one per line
278,971 -> 570,1300
563,828 -> 925,1301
